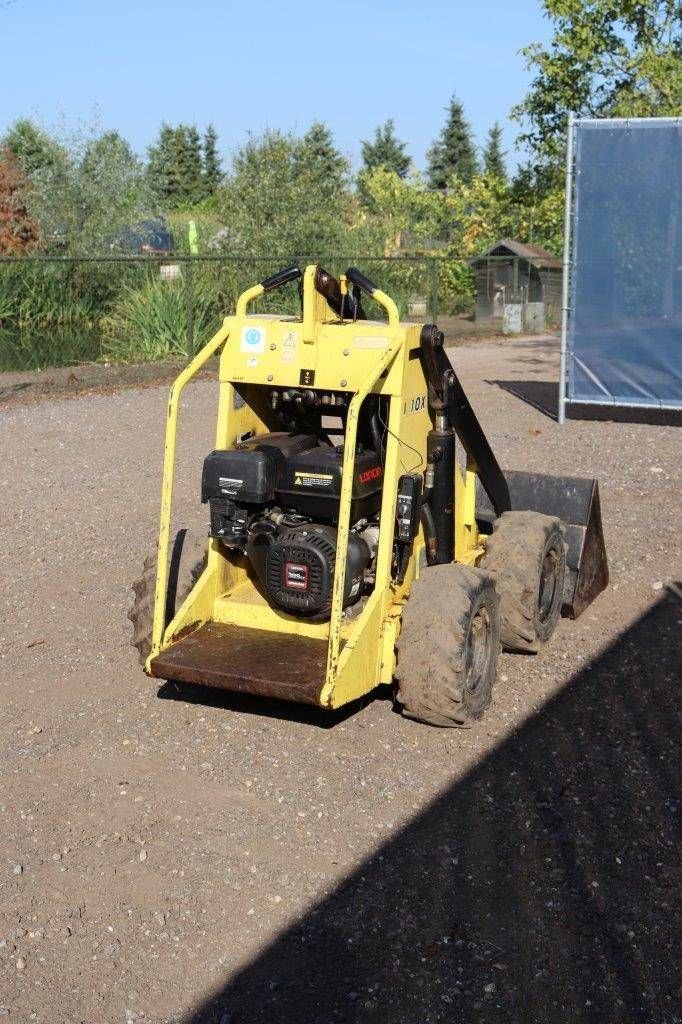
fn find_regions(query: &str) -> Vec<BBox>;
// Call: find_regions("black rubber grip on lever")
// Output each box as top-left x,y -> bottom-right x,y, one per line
261,265 -> 302,292
345,266 -> 379,296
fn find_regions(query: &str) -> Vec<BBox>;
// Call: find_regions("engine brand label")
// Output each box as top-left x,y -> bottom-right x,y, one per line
218,477 -> 243,495
293,472 -> 333,488
284,562 -> 309,590
240,326 -> 266,354
358,465 -> 382,484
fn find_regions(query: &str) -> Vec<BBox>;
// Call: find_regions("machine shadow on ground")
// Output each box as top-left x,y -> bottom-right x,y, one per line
490,379 -> 682,427
157,680 -> 394,730
181,585 -> 680,1024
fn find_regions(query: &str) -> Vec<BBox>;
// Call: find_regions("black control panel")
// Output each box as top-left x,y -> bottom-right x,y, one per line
396,474 -> 423,543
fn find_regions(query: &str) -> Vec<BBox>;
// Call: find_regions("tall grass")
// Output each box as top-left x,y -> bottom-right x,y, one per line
101,272 -> 221,362
0,327 -> 102,371
0,260 -> 138,330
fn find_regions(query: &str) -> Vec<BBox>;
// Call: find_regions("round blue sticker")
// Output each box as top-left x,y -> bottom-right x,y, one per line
245,328 -> 261,346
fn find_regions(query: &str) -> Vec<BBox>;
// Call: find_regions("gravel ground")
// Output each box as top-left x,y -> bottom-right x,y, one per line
0,335 -> 679,1024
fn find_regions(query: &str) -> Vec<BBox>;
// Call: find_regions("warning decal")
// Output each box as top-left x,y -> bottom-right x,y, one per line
282,330 -> 298,363
294,472 -> 333,488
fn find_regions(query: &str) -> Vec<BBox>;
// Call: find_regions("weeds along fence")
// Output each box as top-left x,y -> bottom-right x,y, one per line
0,255 -> 476,373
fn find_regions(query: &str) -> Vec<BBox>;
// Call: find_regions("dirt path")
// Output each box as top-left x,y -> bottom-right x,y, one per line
0,336 -> 679,1023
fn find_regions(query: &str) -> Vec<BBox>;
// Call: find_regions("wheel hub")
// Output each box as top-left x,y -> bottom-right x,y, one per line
538,549 -> 559,623
465,606 -> 491,695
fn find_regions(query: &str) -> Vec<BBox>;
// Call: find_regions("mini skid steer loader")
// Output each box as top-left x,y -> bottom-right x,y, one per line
130,265 -> 608,726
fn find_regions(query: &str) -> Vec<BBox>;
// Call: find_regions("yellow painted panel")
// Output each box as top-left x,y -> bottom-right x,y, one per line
212,580 -> 330,639
217,314 -> 405,396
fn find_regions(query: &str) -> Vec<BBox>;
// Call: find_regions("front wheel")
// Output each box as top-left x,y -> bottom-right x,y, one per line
395,563 -> 501,727
480,511 -> 566,653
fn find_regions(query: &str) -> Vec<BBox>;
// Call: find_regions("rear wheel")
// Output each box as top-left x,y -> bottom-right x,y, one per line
128,529 -> 207,665
395,563 -> 501,727
480,511 -> 566,653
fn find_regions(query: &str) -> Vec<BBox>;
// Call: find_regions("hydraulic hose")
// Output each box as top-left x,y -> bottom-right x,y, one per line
370,412 -> 385,465
420,502 -> 438,565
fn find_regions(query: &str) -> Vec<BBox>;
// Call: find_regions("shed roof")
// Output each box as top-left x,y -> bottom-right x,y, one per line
471,239 -> 562,269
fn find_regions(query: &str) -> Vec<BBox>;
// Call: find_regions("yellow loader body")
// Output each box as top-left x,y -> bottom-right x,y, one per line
143,265 -> 607,713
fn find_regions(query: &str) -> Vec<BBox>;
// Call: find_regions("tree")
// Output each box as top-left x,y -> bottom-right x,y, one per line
359,167 -> 445,253
0,148 -> 39,254
294,121 -> 349,195
78,130 -> 149,245
514,0 -> 682,165
215,128 -> 353,256
147,123 -> 207,208
81,130 -> 137,183
203,123 -> 222,194
482,122 -> 507,180
5,121 -> 151,253
146,123 -> 175,204
1,118 -> 67,178
427,95 -> 479,189
183,125 -> 205,204
361,119 -> 411,178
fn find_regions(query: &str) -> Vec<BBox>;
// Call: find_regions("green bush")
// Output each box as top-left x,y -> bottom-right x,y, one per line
438,260 -> 475,315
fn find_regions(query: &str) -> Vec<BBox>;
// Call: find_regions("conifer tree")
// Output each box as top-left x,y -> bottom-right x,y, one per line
146,124 -> 177,205
183,125 -> 205,204
360,119 -> 411,178
427,95 -> 479,188
203,123 -> 222,194
147,123 -> 207,207
294,121 -> 349,194
482,122 -> 507,180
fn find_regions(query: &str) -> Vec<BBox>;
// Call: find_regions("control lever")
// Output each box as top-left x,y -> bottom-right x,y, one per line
260,265 -> 302,292
314,266 -> 366,320
345,266 -> 380,297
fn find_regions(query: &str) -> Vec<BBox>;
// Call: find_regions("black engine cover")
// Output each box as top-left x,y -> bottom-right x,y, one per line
202,433 -> 318,505
263,524 -> 370,617
276,446 -> 383,522
201,433 -> 318,544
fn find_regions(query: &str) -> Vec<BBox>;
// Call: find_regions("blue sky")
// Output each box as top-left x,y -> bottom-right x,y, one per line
0,0 -> 552,172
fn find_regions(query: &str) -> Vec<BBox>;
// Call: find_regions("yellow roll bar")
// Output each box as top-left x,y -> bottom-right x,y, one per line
324,327 -> 404,689
235,283 -> 264,316
371,288 -> 400,328
149,322 -> 231,658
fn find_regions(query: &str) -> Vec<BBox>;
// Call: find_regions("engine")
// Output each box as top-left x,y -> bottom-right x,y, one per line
201,432 -> 383,618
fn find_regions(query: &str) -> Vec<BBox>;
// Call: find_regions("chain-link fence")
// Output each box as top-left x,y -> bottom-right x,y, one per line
0,254 -> 481,372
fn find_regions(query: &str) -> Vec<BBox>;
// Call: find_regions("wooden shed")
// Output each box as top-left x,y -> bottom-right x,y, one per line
470,239 -> 563,330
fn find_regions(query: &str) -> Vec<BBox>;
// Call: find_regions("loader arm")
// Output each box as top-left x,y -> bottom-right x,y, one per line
419,324 -> 511,516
